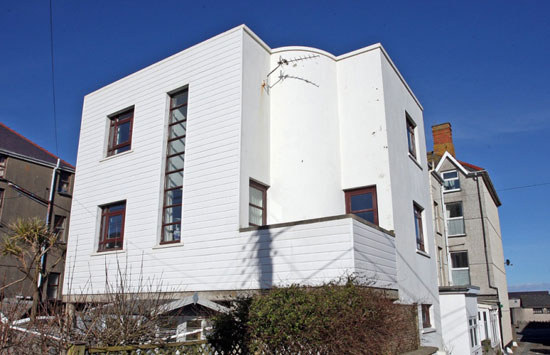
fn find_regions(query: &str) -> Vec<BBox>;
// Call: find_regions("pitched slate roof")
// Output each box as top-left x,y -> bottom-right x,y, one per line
0,123 -> 74,171
509,291 -> 550,308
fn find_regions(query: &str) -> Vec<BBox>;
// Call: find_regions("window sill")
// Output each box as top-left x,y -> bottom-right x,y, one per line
90,249 -> 126,257
421,327 -> 437,334
408,153 -> 423,170
152,242 -> 184,250
448,234 -> 466,238
416,250 -> 430,258
443,188 -> 461,193
58,191 -> 72,198
99,149 -> 134,163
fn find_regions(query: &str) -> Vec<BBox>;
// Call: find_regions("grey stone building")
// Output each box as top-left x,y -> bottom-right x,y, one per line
428,123 -> 512,351
0,122 -> 74,302
509,291 -> 550,326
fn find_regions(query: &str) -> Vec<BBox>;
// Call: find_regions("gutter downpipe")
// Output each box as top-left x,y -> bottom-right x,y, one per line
474,171 -> 504,350
440,182 -> 453,286
38,159 -> 60,290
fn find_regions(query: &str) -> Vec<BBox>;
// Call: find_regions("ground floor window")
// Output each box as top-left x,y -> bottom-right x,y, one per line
469,316 -> 479,348
421,304 -> 432,328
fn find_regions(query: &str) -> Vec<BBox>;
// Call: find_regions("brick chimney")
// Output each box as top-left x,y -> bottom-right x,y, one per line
432,123 -> 455,157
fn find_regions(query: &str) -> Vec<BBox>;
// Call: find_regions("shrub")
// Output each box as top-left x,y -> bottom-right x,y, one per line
209,278 -> 419,354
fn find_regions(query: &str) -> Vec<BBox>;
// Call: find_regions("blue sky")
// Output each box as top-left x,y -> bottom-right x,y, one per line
1,0 -> 548,291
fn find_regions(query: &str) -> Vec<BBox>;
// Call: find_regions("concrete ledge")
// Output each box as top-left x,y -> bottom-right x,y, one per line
239,213 -> 395,237
401,346 -> 439,355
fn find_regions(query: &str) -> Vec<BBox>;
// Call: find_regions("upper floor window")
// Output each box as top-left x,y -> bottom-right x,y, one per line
0,155 -> 6,178
58,171 -> 71,194
47,272 -> 60,300
450,251 -> 470,286
446,201 -> 465,236
345,186 -> 378,225
98,201 -> 126,252
0,189 -> 4,213
434,201 -> 442,234
107,109 -> 134,156
406,113 -> 417,158
249,180 -> 267,226
53,215 -> 67,242
414,203 -> 425,252
421,304 -> 432,328
442,170 -> 460,192
160,89 -> 187,243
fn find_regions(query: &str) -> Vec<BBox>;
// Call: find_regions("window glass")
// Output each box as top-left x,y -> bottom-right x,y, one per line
116,121 -> 131,144
446,202 -> 463,218
169,121 -> 186,139
164,206 -> 182,224
0,155 -> 7,178
414,204 -> 424,251
107,109 -> 133,156
163,224 -> 181,243
168,137 -> 186,155
406,115 -> 416,158
165,189 -> 182,206
165,172 -> 183,189
250,186 -> 264,208
443,170 -> 460,191
170,106 -> 187,123
47,273 -> 60,300
249,181 -> 267,226
422,304 -> 431,328
171,91 -> 188,108
345,186 -> 378,225
451,251 -> 469,268
167,154 -> 185,172
98,201 -> 126,252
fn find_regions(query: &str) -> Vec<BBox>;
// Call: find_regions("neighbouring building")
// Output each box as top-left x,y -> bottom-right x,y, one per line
0,122 -> 74,302
509,291 -> 550,326
64,25 -> 444,348
428,123 -> 512,352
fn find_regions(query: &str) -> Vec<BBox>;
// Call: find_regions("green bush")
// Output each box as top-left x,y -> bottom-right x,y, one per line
209,278 -> 419,354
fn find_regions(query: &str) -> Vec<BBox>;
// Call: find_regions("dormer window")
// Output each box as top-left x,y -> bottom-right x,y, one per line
442,170 -> 460,191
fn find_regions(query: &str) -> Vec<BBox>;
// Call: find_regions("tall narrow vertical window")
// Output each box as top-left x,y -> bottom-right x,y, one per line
58,171 -> 71,194
107,109 -> 134,156
249,180 -> 267,226
345,186 -> 378,225
47,272 -> 60,300
53,215 -> 67,242
406,113 -> 417,158
161,89 -> 187,243
451,251 -> 471,286
469,316 -> 479,348
98,201 -> 126,252
0,189 -> 4,215
414,203 -> 425,252
421,304 -> 432,328
446,201 -> 465,236
0,155 -> 6,178
434,201 -> 442,234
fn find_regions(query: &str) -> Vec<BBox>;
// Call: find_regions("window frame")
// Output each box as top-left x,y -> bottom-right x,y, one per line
249,180 -> 268,227
58,171 -> 71,194
47,272 -> 60,300
0,155 -> 6,178
406,113 -> 417,159
0,189 -> 4,217
469,316 -> 479,348
160,89 -> 188,244
450,251 -> 471,286
421,304 -> 432,328
414,203 -> 425,252
442,170 -> 461,192
107,108 -> 134,157
98,201 -> 126,252
446,201 -> 465,236
53,215 -> 67,243
345,186 -> 379,225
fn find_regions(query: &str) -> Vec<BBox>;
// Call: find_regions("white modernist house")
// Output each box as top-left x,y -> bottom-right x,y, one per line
64,25 -> 442,347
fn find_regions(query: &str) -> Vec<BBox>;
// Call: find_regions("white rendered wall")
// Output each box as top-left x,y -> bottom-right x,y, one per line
239,32 -> 271,228
268,48 -> 343,224
440,294 -> 481,355
337,49 -> 393,229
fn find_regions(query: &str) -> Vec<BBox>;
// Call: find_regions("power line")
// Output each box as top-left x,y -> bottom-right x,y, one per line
49,0 -> 59,156
498,182 -> 550,192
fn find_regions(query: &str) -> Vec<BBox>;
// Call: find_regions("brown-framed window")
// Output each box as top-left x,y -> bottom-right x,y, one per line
249,180 -> 267,226
422,304 -> 432,328
414,203 -> 425,252
58,171 -> 71,194
47,272 -> 60,300
406,113 -> 417,158
53,215 -> 66,242
0,189 -> 4,214
98,201 -> 126,252
107,109 -> 134,156
345,186 -> 378,225
161,89 -> 187,243
0,155 -> 6,178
